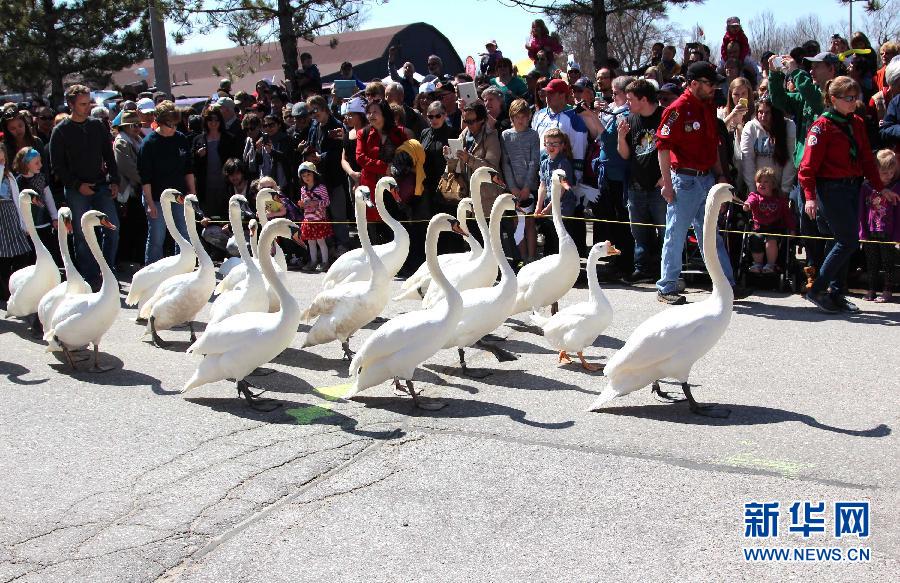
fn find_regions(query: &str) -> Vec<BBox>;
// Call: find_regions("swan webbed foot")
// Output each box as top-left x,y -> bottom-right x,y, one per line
87,345 -> 115,373
372,316 -> 388,324
558,351 -> 572,364
249,367 -> 275,377
577,352 -> 603,372
651,381 -> 687,403
682,383 -> 730,418
341,341 -> 355,361
475,340 -> 518,363
135,317 -> 147,325
149,316 -> 170,348
29,314 -> 43,338
188,321 -> 196,343
406,380 -> 445,410
60,340 -> 79,370
236,380 -> 281,412
458,348 -> 492,378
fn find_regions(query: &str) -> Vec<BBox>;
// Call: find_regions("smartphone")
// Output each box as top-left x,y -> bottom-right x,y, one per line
738,98 -> 748,108
771,56 -> 784,71
574,101 -> 586,114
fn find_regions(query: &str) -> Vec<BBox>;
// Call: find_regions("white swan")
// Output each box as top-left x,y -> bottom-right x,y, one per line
37,207 -> 90,328
321,176 -> 408,289
216,188 -> 287,294
346,213 -> 467,409
302,187 -> 390,359
421,166 -> 502,309
216,200 -> 252,280
531,241 -> 620,371
125,189 -> 195,313
207,196 -> 268,326
140,194 -> 216,346
44,210 -> 119,371
183,218 -> 302,409
7,190 -> 61,321
511,169 -> 580,315
394,197 -> 482,301
442,193 -> 520,377
588,184 -> 740,418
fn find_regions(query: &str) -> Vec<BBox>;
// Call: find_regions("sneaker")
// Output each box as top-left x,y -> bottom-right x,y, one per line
623,270 -> 655,284
830,293 -> 860,313
863,290 -> 877,301
749,263 -> 763,273
315,262 -> 329,273
301,262 -> 317,272
657,290 -> 687,305
761,263 -> 776,274
805,290 -> 839,313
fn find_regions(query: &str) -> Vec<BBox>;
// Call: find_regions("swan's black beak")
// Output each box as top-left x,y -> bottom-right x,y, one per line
176,194 -> 186,205
30,195 -> 44,208
98,215 -> 117,230
362,189 -> 375,208
288,223 -> 300,236
63,216 -> 73,234
449,218 -> 469,237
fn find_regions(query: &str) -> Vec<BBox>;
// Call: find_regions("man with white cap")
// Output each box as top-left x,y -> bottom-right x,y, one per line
215,96 -> 243,142
136,97 -> 156,137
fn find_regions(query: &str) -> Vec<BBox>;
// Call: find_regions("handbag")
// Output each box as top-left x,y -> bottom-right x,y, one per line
437,171 -> 468,202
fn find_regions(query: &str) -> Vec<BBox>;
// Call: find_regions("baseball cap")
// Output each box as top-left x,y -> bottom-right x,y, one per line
485,39 -> 498,48
343,97 -> 366,115
726,16 -> 741,26
806,52 -> 840,65
291,102 -> 308,117
217,96 -> 236,109
544,78 -> 570,94
116,110 -> 141,127
297,161 -> 319,176
658,82 -> 683,96
136,97 -> 156,113
572,77 -> 594,91
686,61 -> 725,83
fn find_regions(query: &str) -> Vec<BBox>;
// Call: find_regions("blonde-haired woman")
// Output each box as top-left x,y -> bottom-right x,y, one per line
718,77 -> 755,190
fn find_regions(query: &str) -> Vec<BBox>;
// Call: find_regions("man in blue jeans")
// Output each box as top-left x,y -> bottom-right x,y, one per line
137,101 -> 194,263
49,85 -> 120,288
618,79 -> 668,283
654,62 -> 741,304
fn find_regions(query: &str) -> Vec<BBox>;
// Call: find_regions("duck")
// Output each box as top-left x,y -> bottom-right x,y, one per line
215,187 -> 287,311
394,197 -> 482,301
125,189 -> 195,314
37,207 -> 90,328
346,213 -> 467,409
421,166 -> 503,309
321,176 -> 407,289
207,196 -> 268,326
44,210 -> 120,372
302,187 -> 390,360
7,190 -> 61,328
530,241 -> 620,371
140,194 -> 216,347
511,169 -> 580,315
588,184 -> 740,418
442,193 -> 520,378
183,218 -> 302,409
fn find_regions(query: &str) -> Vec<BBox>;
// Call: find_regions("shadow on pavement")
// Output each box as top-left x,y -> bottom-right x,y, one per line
0,360 -> 48,385
425,363 -> 600,395
734,300 -> 900,326
353,396 -> 576,429
601,401 -> 891,437
48,352 -> 170,395
273,347 -> 350,377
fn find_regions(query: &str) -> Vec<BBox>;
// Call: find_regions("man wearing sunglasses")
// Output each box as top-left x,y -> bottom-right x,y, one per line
33,106 -> 55,144
305,95 -> 350,253
655,61 -> 740,305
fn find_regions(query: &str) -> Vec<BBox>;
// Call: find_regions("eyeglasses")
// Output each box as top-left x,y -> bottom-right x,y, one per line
545,141 -> 561,147
427,113 -> 443,119
836,95 -> 859,102
463,117 -> 481,125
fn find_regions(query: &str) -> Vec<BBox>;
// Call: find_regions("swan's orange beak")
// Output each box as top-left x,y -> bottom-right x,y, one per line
605,241 -> 621,256
99,217 -> 117,230
176,194 -> 186,204
63,216 -> 73,234
30,195 -> 44,208
491,173 -> 507,188
450,219 -> 469,237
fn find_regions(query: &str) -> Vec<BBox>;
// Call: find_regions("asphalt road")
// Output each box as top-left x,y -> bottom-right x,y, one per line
0,267 -> 897,582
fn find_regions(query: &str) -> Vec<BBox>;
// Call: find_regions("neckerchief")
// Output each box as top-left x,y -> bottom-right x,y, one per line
822,109 -> 858,160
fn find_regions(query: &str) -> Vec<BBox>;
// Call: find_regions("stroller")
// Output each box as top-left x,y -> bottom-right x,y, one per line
732,200 -> 804,293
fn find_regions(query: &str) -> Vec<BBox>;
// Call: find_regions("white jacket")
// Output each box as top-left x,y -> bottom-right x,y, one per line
740,118 -> 796,194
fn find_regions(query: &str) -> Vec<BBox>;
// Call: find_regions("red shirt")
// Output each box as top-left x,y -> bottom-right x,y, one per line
656,89 -> 719,172
355,125 -> 407,221
798,113 -> 884,201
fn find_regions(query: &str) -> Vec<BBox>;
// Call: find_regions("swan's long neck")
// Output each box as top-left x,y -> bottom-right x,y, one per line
232,204 -> 260,280
703,195 -> 732,301
490,205 -> 515,288
185,203 -> 213,271
374,182 -> 407,244
57,220 -> 77,280
357,198 -> 387,283
586,248 -> 610,310
19,194 -> 51,260
255,193 -> 270,226
84,221 -> 115,297
550,179 -> 571,243
259,227 -> 298,320
428,225 -> 462,314
162,197 -> 191,251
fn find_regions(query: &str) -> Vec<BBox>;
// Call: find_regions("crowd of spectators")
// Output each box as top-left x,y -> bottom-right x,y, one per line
1,15 -> 898,311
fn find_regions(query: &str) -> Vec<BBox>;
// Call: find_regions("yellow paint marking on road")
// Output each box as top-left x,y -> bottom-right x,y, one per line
313,383 -> 352,401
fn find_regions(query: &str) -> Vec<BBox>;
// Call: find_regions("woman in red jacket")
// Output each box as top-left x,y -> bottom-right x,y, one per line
798,76 -> 900,313
355,99 -> 406,242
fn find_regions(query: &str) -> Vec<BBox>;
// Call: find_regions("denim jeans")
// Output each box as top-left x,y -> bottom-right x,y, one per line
328,183 -> 351,248
65,185 -> 120,282
145,197 -> 189,264
626,183 -> 668,273
657,172 -> 735,294
810,178 -> 861,296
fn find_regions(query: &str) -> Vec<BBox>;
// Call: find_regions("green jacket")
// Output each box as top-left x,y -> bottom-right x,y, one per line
768,68 -> 824,167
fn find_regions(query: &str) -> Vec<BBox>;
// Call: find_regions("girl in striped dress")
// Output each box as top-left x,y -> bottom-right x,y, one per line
0,144 -> 33,301
297,161 -> 333,272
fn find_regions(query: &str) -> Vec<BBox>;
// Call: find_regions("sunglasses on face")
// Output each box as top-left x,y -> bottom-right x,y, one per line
463,118 -> 481,125
836,95 -> 859,102
427,113 -> 443,119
